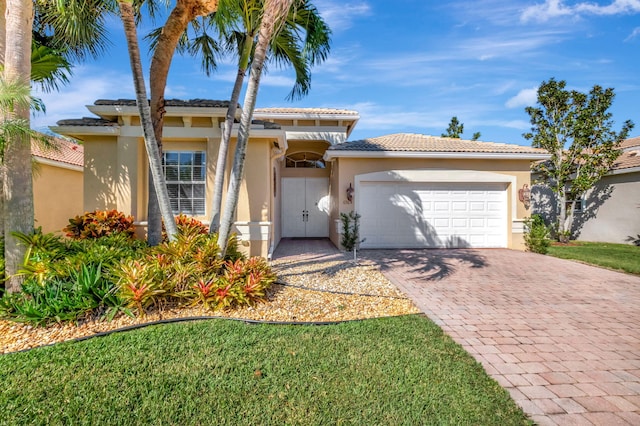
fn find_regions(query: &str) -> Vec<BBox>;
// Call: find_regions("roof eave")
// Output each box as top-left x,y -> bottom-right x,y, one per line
609,166 -> 640,175
323,150 -> 552,161
253,111 -> 360,121
50,125 -> 120,139
33,156 -> 83,172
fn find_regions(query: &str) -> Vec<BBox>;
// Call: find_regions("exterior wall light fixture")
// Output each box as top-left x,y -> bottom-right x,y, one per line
518,183 -> 531,209
346,183 -> 354,203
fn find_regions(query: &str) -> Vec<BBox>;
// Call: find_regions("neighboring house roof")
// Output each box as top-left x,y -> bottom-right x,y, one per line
613,136 -> 640,173
255,107 -> 359,116
620,136 -> 640,151
324,133 -> 550,160
32,137 -> 83,169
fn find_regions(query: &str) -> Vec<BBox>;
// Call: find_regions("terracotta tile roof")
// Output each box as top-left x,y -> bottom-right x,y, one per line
255,107 -> 359,116
94,99 -> 233,108
613,150 -> 640,171
613,137 -> 640,171
328,133 -> 548,154
620,136 -> 640,150
32,137 -> 83,167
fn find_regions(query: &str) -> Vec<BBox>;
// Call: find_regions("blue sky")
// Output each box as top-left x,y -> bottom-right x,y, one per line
34,0 -> 640,146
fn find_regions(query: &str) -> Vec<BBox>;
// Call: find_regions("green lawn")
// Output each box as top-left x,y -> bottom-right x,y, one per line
1,315 -> 530,425
548,241 -> 640,275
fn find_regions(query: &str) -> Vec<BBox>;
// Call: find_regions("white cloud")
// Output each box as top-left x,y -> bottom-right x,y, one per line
32,66 -> 135,131
505,87 -> 538,108
521,0 -> 573,22
260,72 -> 296,88
625,26 -> 640,41
575,0 -> 640,15
314,0 -> 371,32
522,0 -> 640,22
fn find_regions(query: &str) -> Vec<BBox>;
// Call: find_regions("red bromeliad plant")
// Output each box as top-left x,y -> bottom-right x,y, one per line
214,278 -> 236,309
190,278 -> 217,309
114,260 -> 165,315
242,272 -> 266,300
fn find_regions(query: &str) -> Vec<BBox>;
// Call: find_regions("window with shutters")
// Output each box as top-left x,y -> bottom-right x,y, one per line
162,151 -> 206,215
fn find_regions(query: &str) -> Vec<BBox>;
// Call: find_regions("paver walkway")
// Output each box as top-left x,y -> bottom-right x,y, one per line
358,248 -> 640,425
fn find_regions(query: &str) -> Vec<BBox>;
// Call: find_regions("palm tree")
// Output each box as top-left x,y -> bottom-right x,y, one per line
217,0 -> 294,257
208,0 -> 330,234
146,0 -> 220,245
37,0 -> 220,245
2,0 -> 35,292
118,0 -> 180,241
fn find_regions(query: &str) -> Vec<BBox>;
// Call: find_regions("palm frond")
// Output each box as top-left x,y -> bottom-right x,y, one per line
269,27 -> 310,100
133,0 -> 171,24
0,76 -> 47,117
34,0 -> 116,62
30,42 -> 73,93
187,30 -> 224,76
145,26 -> 191,56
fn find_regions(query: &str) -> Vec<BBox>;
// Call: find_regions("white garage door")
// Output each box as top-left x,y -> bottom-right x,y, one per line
358,181 -> 507,249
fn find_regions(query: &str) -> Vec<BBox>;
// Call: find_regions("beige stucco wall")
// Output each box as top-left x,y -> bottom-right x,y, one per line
80,128 -> 280,257
573,171 -> 640,244
34,162 -> 83,233
329,157 -> 534,250
83,136 -> 119,212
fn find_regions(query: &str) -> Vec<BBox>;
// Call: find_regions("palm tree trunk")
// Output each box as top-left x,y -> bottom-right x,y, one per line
118,0 -> 179,241
148,0 -> 219,244
3,0 -> 34,293
218,0 -> 293,257
0,0 -> 5,277
209,37 -> 253,234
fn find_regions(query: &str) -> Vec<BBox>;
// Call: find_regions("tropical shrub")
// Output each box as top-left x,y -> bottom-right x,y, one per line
1,226 -> 274,322
0,231 -> 141,325
64,210 -> 135,240
183,257 -> 276,310
112,260 -> 167,315
162,214 -> 209,241
0,264 -> 128,326
524,214 -> 551,254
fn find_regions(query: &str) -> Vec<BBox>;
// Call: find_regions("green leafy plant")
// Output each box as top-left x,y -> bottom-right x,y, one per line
340,211 -> 364,253
0,264 -> 127,326
64,210 -> 135,240
524,214 -> 551,254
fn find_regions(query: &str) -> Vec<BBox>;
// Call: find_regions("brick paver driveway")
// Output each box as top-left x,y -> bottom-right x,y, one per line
360,248 -> 640,426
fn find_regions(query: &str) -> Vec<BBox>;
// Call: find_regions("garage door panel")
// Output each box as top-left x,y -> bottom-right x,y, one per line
452,201 -> 467,211
469,202 -> 485,211
452,218 -> 467,227
359,181 -> 507,249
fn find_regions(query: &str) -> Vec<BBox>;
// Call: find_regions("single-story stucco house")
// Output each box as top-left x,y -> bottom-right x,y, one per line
52,99 -> 549,258
32,137 -> 84,233
532,136 -> 640,244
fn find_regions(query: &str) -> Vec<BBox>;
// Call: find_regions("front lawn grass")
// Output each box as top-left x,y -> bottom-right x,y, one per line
548,241 -> 640,275
0,315 -> 530,425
